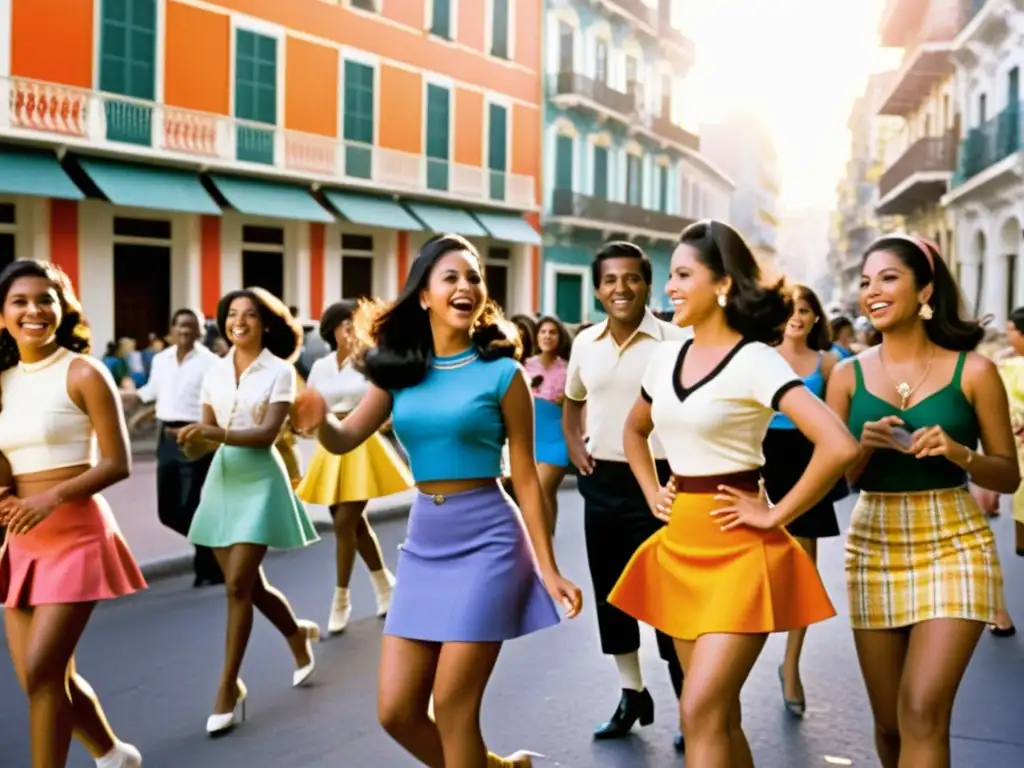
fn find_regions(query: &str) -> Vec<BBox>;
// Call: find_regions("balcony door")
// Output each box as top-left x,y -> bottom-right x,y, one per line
555,135 -> 574,191
626,154 -> 643,207
593,145 -> 609,198
595,40 -> 609,84
554,272 -> 584,324
558,22 -> 574,72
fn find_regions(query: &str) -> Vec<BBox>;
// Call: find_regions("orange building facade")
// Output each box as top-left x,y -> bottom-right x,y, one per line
0,0 -> 542,348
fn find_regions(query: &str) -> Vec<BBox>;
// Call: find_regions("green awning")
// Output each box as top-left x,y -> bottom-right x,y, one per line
78,157 -> 219,214
209,175 -> 333,222
405,202 -> 487,237
473,211 -> 542,245
324,191 -> 423,230
0,147 -> 83,200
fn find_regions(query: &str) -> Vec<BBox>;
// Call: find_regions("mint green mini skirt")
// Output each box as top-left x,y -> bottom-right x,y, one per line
188,445 -> 319,550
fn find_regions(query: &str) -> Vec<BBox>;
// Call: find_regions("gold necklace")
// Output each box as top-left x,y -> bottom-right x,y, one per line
881,347 -> 935,410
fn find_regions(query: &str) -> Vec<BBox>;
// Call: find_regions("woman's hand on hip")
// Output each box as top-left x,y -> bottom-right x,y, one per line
710,485 -> 778,531
647,479 -> 676,523
3,490 -> 60,534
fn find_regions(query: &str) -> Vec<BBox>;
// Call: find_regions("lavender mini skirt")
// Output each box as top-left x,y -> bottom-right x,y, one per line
384,482 -> 560,643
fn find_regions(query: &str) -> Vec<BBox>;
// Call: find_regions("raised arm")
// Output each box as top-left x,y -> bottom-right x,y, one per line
317,384 -> 392,455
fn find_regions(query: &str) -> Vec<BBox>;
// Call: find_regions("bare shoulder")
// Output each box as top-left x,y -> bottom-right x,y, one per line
962,349 -> 999,383
68,353 -> 116,388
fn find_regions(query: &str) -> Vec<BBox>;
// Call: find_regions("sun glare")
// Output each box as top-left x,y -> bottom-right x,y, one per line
684,0 -> 902,208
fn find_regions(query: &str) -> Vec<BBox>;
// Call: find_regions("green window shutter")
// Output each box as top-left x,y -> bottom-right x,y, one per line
235,30 -> 277,124
431,0 -> 452,39
627,155 -> 642,206
593,145 -> 608,198
343,61 -> 375,179
426,84 -> 450,190
491,0 -> 510,58
555,273 -> 583,324
555,135 -> 573,191
99,0 -> 156,99
659,165 -> 669,212
488,103 -> 507,171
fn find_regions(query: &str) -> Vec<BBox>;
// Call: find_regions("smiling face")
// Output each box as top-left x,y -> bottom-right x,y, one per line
860,248 -> 932,333
665,242 -> 729,328
784,294 -> 817,343
420,249 -> 486,332
537,320 -> 561,354
595,257 -> 649,323
172,312 -> 200,350
0,275 -> 63,355
225,295 -> 264,351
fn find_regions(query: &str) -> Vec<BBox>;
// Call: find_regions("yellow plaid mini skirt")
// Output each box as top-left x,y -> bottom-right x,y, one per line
846,487 -> 1003,629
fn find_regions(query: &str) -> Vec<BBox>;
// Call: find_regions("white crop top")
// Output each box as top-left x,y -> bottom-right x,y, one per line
0,347 -> 98,475
305,354 -> 367,414
641,339 -> 802,476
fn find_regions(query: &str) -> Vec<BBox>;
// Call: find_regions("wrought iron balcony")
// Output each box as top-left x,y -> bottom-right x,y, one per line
0,76 -> 536,209
952,102 -> 1023,187
876,132 -> 957,214
549,189 -> 693,237
550,71 -> 634,118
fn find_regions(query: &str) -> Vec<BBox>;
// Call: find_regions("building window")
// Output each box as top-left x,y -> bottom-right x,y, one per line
235,29 -> 278,165
343,60 -> 375,179
242,225 -> 285,301
554,271 -> 585,324
341,234 -> 374,299
0,202 -> 15,274
658,165 -> 669,213
558,22 -> 574,72
486,247 -> 511,310
99,0 -> 157,146
555,134 -> 574,191
425,83 -> 451,191
626,154 -> 643,207
488,102 -> 508,201
593,145 -> 608,198
490,0 -> 510,59
430,0 -> 453,40
113,216 -> 172,348
595,40 -> 608,84
349,0 -> 378,10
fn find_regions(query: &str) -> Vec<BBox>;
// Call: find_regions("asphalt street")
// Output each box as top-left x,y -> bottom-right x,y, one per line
1,491 -> 1023,767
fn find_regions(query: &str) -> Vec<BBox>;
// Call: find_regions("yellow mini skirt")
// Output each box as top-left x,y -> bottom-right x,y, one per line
608,472 -> 836,640
296,432 -> 413,506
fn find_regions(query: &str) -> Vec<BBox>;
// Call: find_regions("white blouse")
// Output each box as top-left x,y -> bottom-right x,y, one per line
200,347 -> 296,430
641,339 -> 801,476
305,354 -> 368,413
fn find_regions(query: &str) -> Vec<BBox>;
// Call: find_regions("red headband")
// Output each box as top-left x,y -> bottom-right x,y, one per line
873,233 -> 937,273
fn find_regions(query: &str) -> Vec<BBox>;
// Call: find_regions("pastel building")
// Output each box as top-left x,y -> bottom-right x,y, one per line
541,0 -> 732,325
0,0 -> 544,349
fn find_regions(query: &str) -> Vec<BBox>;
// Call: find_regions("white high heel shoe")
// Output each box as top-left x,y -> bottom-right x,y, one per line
95,741 -> 142,767
292,620 -> 321,687
327,589 -> 352,635
205,679 -> 247,736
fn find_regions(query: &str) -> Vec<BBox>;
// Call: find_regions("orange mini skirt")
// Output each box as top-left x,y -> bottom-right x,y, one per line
1,495 -> 147,608
608,471 -> 836,640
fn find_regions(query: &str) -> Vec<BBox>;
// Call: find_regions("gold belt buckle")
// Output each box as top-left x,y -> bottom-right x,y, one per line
432,494 -> 446,506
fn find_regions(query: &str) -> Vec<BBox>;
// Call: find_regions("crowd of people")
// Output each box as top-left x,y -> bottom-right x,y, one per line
0,219 -> 1020,768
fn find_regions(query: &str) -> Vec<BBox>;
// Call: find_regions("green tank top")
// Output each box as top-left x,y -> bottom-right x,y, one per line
847,352 -> 978,492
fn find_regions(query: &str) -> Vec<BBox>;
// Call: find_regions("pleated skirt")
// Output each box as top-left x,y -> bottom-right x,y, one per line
846,487 -> 1003,629
188,445 -> 319,550
296,432 -> 412,506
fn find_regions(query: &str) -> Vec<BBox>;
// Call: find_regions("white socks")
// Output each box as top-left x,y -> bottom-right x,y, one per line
369,568 -> 395,594
614,652 -> 644,692
333,586 -> 351,606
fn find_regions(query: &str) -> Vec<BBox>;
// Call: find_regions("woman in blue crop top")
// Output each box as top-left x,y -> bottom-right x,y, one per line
761,283 -> 841,717
297,234 -> 582,768
827,235 -> 1019,768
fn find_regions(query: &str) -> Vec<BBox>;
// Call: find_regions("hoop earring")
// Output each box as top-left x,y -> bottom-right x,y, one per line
918,303 -> 934,321
717,293 -> 727,308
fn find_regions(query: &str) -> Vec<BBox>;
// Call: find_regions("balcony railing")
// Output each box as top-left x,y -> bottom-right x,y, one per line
549,188 -> 693,235
953,102 -> 1023,186
658,20 -> 696,61
653,112 -> 700,151
0,76 -> 536,209
550,72 -> 634,117
878,132 -> 958,199
607,0 -> 658,30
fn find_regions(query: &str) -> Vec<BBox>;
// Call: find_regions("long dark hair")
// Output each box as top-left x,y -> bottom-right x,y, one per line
355,235 -> 519,390
0,259 -> 91,372
790,284 -> 831,352
534,315 -> 572,360
678,220 -> 791,344
215,287 -> 303,363
862,236 -> 983,351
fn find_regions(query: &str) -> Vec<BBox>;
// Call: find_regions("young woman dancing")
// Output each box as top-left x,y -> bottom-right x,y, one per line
826,235 -> 1019,767
0,259 -> 147,768
295,299 -> 410,634
296,234 -> 582,768
523,315 -> 572,532
608,221 -> 858,767
177,288 -> 321,736
762,284 -> 843,716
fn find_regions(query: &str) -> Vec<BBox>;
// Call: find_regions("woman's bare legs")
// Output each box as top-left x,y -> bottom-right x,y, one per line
781,536 -> 817,708
378,636 -> 445,767
536,463 -> 567,535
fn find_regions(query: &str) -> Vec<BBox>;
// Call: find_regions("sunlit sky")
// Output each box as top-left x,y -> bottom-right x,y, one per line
683,0 -> 902,209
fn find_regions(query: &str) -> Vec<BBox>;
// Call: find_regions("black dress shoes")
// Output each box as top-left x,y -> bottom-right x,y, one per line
674,731 -> 685,752
593,688 -> 655,739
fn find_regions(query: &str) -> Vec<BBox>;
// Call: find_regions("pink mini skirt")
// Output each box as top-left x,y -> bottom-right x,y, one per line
1,495 -> 147,608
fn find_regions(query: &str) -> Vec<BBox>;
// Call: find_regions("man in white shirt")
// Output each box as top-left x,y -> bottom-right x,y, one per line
132,309 -> 221,586
562,241 -> 690,750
